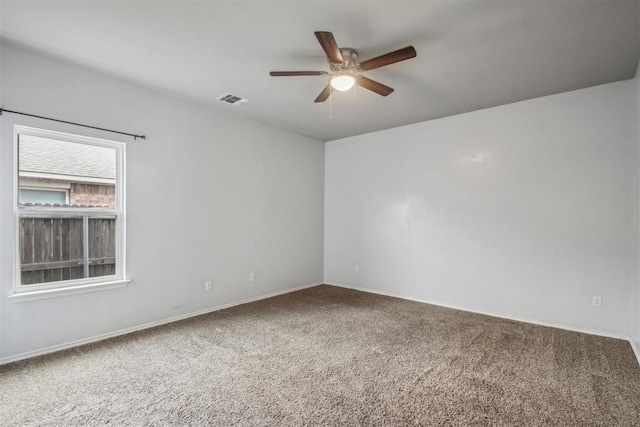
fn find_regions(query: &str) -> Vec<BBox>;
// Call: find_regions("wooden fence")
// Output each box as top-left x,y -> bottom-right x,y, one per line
20,216 -> 116,285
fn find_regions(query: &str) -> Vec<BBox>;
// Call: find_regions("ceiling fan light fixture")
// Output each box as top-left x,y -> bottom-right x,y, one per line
269,31 -> 416,103
330,74 -> 356,91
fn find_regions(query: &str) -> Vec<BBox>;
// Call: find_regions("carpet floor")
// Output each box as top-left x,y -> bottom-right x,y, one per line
1,285 -> 639,426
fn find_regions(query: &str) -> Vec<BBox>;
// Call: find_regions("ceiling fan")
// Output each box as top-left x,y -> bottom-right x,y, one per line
270,31 -> 417,103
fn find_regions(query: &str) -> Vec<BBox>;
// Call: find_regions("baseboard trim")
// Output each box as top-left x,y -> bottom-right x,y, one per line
0,282 -> 323,366
5,281 -> 638,368
325,282 -> 631,341
631,340 -> 640,367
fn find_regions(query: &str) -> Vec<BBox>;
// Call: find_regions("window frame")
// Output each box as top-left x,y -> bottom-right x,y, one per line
12,126 -> 128,300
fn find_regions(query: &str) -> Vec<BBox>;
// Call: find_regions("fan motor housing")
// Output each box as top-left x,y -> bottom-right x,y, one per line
330,48 -> 360,73
340,48 -> 358,63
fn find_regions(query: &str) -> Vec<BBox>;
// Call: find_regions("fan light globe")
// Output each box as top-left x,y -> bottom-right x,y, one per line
331,75 -> 356,91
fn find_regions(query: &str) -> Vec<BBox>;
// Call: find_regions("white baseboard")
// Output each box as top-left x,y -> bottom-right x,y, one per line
0,282 -> 323,366
326,281 -> 633,342
5,281 -> 639,368
631,340 -> 640,367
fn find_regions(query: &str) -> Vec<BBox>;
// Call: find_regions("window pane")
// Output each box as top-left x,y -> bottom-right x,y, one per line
19,189 -> 66,205
18,135 -> 117,208
20,217 -> 84,285
88,217 -> 117,278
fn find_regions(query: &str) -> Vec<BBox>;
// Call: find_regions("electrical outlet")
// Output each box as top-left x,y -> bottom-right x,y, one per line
249,273 -> 255,283
592,296 -> 601,307
205,281 -> 212,291
354,265 -> 360,273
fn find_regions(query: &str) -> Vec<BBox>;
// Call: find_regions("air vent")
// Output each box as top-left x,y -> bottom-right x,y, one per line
217,93 -> 249,106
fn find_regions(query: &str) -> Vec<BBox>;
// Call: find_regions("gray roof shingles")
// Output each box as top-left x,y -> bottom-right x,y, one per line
19,135 -> 116,180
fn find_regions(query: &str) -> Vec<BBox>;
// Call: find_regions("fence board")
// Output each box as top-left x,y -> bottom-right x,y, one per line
52,218 -> 62,262
33,219 -> 47,263
20,218 -> 33,265
69,218 -> 83,261
19,216 -> 115,285
44,268 -> 62,283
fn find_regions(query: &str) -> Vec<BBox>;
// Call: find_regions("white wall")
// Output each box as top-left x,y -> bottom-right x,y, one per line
325,81 -> 636,337
0,43 -> 325,362
2,42 -> 637,364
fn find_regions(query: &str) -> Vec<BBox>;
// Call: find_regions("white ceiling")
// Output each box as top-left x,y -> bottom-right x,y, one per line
1,1 -> 638,142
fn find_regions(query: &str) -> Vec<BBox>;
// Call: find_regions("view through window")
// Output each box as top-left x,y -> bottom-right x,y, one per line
16,129 -> 124,290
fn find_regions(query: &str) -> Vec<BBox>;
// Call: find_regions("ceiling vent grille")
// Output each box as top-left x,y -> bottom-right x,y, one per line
217,93 -> 249,106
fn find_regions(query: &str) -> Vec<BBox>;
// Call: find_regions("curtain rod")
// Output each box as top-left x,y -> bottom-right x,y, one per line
0,108 -> 146,140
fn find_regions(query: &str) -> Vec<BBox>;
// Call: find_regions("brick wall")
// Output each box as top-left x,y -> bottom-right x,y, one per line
70,183 -> 115,208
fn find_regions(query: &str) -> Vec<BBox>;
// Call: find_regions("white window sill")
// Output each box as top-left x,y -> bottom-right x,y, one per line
8,279 -> 130,303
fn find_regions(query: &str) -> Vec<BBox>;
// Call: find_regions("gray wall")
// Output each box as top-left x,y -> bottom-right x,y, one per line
0,43 -> 325,362
325,81 -> 636,337
2,41 -> 639,364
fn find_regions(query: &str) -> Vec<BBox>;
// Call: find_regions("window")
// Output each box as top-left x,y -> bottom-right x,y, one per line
19,188 -> 68,205
13,126 -> 127,298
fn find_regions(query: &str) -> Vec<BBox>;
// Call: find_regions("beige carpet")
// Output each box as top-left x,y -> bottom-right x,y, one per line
1,285 -> 639,426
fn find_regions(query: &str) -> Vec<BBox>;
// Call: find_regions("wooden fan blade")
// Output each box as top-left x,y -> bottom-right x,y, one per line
356,76 -> 394,96
314,31 -> 344,64
314,84 -> 332,103
358,46 -> 416,71
270,71 -> 328,76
